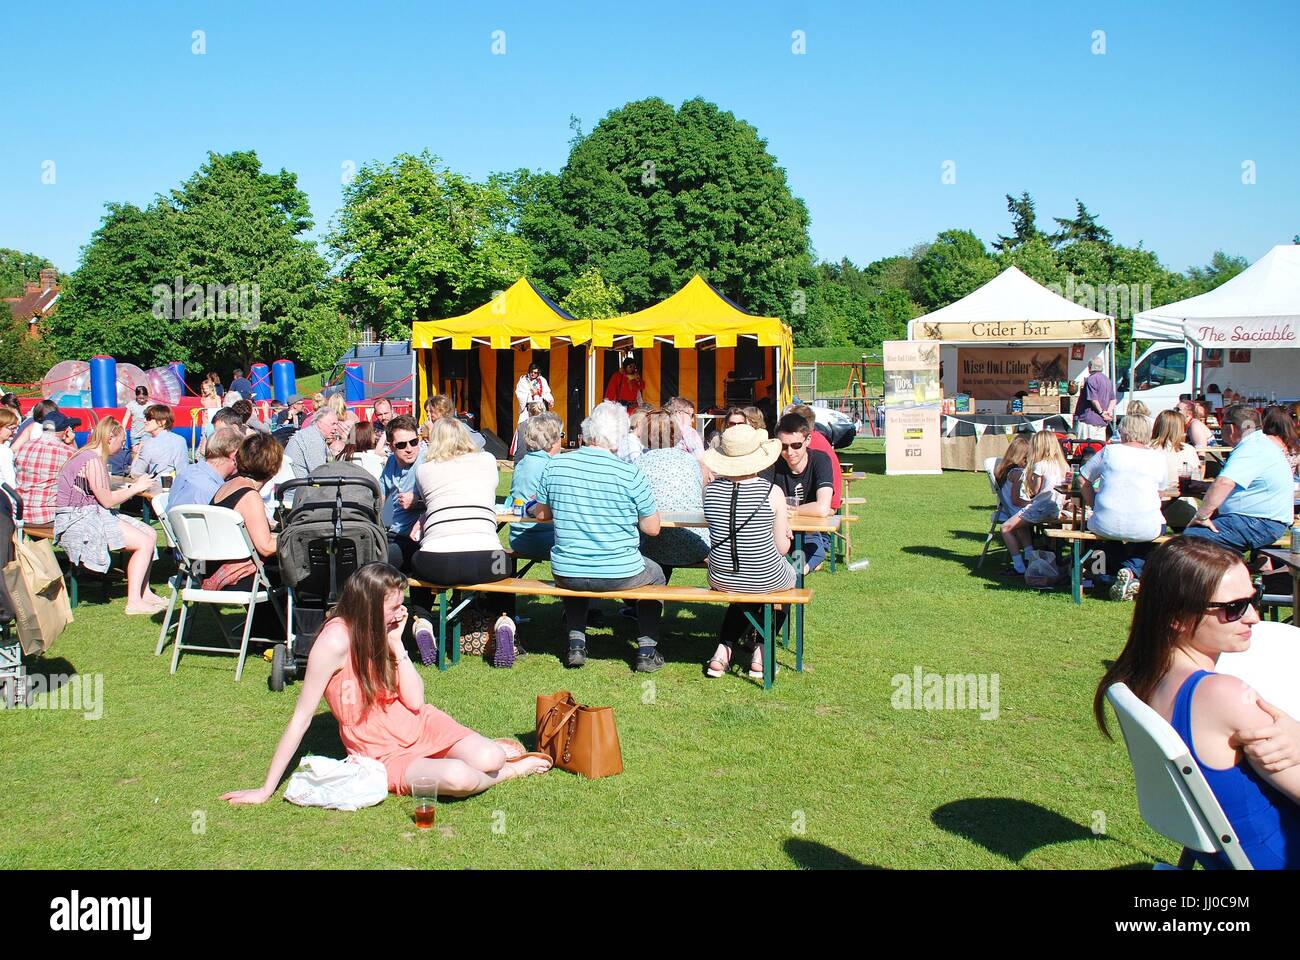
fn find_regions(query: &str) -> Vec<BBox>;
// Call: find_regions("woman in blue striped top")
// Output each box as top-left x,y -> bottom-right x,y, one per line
700,425 -> 794,681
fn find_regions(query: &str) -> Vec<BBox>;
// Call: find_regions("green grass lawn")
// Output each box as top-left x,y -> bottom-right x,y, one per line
0,441 -> 1173,869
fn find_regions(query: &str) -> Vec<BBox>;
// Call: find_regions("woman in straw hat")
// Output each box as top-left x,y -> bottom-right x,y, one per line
699,424 -> 795,680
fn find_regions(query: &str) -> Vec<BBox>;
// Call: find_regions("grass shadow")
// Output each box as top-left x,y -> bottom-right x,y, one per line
932,798 -> 1110,863
784,838 -> 883,869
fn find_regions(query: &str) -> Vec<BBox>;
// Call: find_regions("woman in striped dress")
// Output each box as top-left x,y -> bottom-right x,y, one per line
700,424 -> 794,680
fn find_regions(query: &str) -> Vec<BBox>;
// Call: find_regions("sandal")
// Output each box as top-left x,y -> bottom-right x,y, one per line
705,642 -> 734,678
747,643 -> 778,681
493,737 -> 527,760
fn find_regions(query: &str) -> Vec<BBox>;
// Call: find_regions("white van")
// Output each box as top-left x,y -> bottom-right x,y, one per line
1118,341 -> 1299,414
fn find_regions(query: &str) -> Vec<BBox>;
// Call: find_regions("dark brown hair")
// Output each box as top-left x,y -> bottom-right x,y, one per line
341,421 -> 378,461
775,412 -> 810,437
385,414 -> 419,442
144,403 -> 174,429
1093,537 -> 1244,738
1262,405 -> 1300,456
235,432 -> 283,483
329,562 -> 408,717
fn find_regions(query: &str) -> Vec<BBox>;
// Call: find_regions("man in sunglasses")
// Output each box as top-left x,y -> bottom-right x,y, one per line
762,412 -> 835,574
378,415 -> 425,571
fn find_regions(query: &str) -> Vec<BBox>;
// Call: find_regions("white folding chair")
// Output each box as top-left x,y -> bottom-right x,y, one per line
152,491 -> 189,656
166,504 -> 284,681
975,456 -> 1004,569
1105,682 -> 1253,869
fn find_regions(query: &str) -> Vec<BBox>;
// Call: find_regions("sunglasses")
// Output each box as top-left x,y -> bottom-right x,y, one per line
391,439 -> 419,451
781,441 -> 805,451
727,419 -> 747,427
1205,596 -> 1257,622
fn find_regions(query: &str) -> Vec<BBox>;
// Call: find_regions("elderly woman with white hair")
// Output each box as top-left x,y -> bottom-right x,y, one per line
532,401 -> 665,672
1077,414 -> 1169,601
507,412 -> 562,561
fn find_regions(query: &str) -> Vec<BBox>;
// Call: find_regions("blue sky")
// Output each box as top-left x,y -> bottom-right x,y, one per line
3,0 -> 1297,276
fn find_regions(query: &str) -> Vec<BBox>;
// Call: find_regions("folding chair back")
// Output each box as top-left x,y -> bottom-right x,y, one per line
152,491 -> 178,550
168,505 -> 256,563
1105,682 -> 1252,869
983,456 -> 1001,499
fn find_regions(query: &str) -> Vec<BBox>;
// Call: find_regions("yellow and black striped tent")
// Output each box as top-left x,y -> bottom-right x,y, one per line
411,278 -> 591,441
412,274 -> 793,444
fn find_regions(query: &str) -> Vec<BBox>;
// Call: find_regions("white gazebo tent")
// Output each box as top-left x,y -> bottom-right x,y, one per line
908,266 -> 1115,413
1132,244 -> 1300,395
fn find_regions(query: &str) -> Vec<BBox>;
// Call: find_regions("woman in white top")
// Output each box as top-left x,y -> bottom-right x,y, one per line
410,416 -> 512,588
1079,415 -> 1168,600
1150,409 -> 1202,529
515,363 -> 554,426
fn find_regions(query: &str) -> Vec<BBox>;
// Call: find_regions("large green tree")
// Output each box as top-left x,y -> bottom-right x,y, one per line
523,98 -> 816,338
0,248 -> 54,299
993,192 -> 1043,252
50,151 -> 345,373
912,229 -> 999,311
327,152 -> 531,339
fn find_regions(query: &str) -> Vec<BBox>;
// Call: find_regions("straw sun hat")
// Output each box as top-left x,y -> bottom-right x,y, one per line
701,424 -> 782,477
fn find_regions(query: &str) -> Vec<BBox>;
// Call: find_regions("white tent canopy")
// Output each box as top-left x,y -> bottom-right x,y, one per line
1133,244 -> 1300,347
909,265 -> 1112,331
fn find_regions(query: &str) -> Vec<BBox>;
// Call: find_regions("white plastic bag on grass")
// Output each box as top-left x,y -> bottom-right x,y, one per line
1024,553 -> 1061,589
284,755 -> 388,811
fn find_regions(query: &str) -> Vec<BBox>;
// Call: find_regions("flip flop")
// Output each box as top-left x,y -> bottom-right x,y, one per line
506,751 -> 553,768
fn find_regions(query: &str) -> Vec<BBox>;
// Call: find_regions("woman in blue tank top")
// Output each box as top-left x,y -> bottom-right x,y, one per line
1095,537 -> 1300,869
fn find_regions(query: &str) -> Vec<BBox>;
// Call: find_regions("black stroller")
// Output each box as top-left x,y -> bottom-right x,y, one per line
270,463 -> 386,691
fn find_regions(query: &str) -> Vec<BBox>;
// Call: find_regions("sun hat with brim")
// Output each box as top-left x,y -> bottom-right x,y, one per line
701,424 -> 781,477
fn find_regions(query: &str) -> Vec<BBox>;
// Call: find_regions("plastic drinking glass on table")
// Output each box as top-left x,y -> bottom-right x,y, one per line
786,495 -> 799,517
411,776 -> 438,829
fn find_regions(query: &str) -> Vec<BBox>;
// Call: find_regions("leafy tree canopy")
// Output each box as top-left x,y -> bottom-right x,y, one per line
327,151 -> 531,340
49,151 -> 345,373
523,97 -> 816,339
0,248 -> 54,299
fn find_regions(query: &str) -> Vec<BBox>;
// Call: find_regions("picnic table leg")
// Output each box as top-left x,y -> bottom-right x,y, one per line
763,603 -> 773,690
793,532 -> 805,655
450,591 -> 462,667
782,601 -> 791,651
437,590 -> 448,671
1071,541 -> 1082,604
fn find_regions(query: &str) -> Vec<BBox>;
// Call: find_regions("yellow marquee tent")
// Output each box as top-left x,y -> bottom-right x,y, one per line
412,274 -> 794,444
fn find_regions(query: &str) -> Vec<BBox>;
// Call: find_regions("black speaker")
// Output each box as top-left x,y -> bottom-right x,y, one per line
734,338 -> 764,380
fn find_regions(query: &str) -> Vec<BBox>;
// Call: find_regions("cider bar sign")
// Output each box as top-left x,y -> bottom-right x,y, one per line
884,341 -> 941,476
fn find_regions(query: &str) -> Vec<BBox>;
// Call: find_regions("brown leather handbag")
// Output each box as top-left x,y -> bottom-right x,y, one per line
535,690 -> 623,779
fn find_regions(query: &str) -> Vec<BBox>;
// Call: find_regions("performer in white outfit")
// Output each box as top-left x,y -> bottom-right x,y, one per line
515,363 -> 554,425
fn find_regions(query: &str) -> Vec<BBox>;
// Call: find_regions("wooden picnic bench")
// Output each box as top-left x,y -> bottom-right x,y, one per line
1047,528 -> 1291,604
20,522 -> 116,608
408,576 -> 812,689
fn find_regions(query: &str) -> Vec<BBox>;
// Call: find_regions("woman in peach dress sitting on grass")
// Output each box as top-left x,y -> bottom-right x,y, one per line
223,562 -> 549,805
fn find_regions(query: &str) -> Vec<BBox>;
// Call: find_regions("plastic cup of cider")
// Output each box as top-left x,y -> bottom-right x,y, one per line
411,776 -> 438,829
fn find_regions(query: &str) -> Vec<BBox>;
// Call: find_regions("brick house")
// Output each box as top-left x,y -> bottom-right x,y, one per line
3,267 -> 60,337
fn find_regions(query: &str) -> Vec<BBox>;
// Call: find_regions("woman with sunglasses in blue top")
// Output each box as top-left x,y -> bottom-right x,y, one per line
1095,536 -> 1300,868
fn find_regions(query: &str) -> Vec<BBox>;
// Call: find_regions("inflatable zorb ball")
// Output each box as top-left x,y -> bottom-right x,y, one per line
116,363 -> 151,405
41,360 -> 91,402
145,365 -> 183,406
